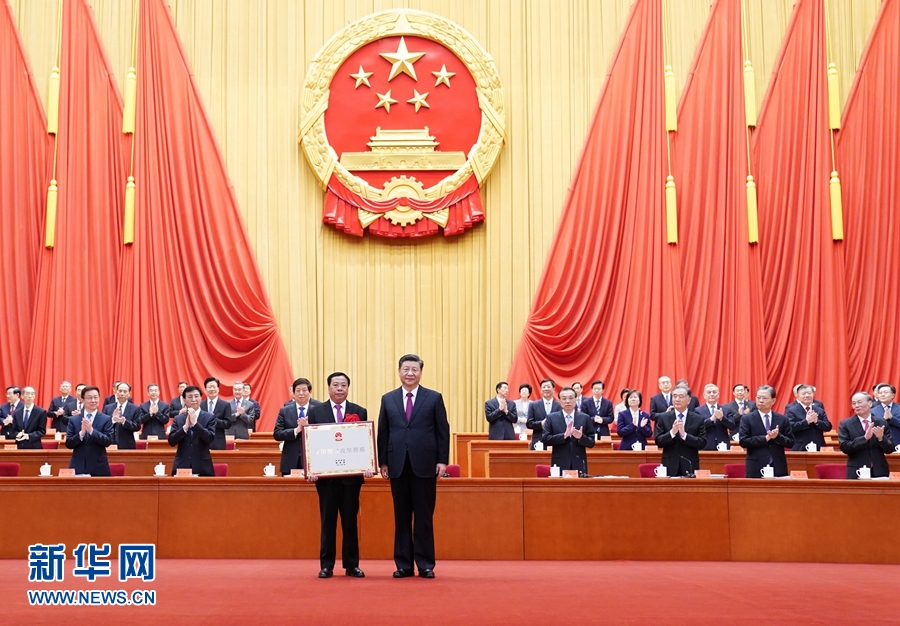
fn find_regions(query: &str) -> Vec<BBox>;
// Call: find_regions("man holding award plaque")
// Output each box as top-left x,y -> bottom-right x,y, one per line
307,372 -> 373,579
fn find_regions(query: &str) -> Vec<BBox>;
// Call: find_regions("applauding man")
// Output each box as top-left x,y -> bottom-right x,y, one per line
168,385 -> 216,476
65,386 -> 114,476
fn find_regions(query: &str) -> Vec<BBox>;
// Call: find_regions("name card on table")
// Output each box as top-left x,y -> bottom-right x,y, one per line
290,469 -> 305,478
58,468 -> 75,477
694,470 -> 712,479
645,445 -> 659,452
890,472 -> 900,481
820,446 -> 834,452
175,468 -> 193,477
3,444 -> 16,450
562,470 -> 579,478
108,445 -> 118,451
790,471 -> 809,480
147,435 -> 159,441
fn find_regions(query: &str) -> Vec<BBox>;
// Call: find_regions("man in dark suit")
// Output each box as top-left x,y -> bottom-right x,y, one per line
167,381 -> 188,420
654,386 -> 707,476
48,381 -> 77,432
377,354 -> 450,580
582,380 -> 614,438
675,379 -> 701,412
696,383 -> 736,450
168,385 -> 216,476
139,383 -> 170,439
226,382 -> 255,440
872,383 -> 900,447
572,382 -> 585,413
274,378 -> 322,476
739,385 -> 794,478
785,384 -> 831,451
103,381 -> 132,408
307,372 -> 372,578
725,383 -> 756,441
649,375 -> 674,418
12,387 -> 47,449
104,382 -> 142,449
542,387 -> 595,473
65,386 -> 114,476
485,381 -> 517,440
839,392 -> 894,479
202,377 -> 233,450
241,382 -> 261,432
0,386 -> 23,440
526,379 -> 560,450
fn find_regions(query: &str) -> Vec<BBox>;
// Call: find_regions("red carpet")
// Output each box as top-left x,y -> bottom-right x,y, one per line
0,559 -> 893,624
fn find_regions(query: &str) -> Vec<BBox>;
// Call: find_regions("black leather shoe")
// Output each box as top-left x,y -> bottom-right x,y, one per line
419,568 -> 435,579
318,568 -> 333,578
345,567 -> 365,578
392,568 -> 414,578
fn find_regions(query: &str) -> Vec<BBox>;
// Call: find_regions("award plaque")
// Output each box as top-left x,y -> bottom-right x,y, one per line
303,422 -> 377,478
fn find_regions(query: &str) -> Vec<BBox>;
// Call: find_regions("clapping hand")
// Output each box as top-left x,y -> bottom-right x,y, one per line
712,408 -> 723,422
112,407 -> 125,424
765,425 -> 779,441
872,425 -> 885,441
571,426 -> 583,440
806,408 -> 818,424
82,417 -> 93,435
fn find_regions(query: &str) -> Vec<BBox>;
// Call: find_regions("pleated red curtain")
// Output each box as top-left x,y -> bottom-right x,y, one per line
673,0 -> 767,394
836,0 -> 900,394
751,0 -> 849,413
26,0 -> 127,405
110,0 -> 293,428
507,0 -> 688,399
0,1 -> 51,388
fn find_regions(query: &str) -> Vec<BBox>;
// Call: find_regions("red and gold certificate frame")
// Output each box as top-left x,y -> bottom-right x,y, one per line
299,9 -> 506,238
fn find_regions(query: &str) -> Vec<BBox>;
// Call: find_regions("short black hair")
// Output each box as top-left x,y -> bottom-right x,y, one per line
183,385 -> 202,399
81,386 -> 100,399
559,386 -> 576,399
591,380 -> 605,388
495,381 -> 508,392
116,382 -> 132,392
292,377 -> 312,393
874,383 -> 896,394
540,378 -> 555,387
6,386 -> 20,396
204,377 -> 220,388
519,383 -> 533,394
733,383 -> 748,392
398,354 -> 424,369
327,372 -> 350,386
757,385 -> 776,399
627,390 -> 643,406
146,383 -> 159,391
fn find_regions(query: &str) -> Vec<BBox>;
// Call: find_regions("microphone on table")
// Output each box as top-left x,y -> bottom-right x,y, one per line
679,456 -> 696,478
579,453 -> 589,478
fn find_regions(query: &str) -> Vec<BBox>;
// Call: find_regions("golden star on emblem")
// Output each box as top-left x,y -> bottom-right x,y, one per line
349,65 -> 373,88
374,90 -> 399,112
432,64 -> 455,88
407,90 -> 430,113
379,37 -> 425,82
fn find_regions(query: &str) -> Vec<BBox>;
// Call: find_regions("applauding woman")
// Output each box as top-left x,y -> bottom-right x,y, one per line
617,390 -> 652,451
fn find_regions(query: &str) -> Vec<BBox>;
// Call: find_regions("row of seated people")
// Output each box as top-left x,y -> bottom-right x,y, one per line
488,381 -> 900,480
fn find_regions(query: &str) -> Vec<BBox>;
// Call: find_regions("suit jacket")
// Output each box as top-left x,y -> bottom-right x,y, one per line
66,412 -> 114,476
12,404 -> 48,449
739,410 -> 793,478
785,401 -> 832,450
0,402 -> 20,439
542,411 -> 595,472
103,402 -> 142,449
484,398 -> 517,440
838,415 -> 894,478
168,397 -> 184,419
724,399 -> 756,437
649,393 -> 672,417
273,399 -> 322,475
616,409 -> 652,451
104,394 -> 132,407
526,398 -> 561,448
48,395 -> 78,431
654,410 -> 707,476
377,386 -> 450,479
308,400 -> 368,485
226,398 -> 256,439
582,396 -> 614,437
138,400 -> 170,439
871,403 -> 900,450
168,411 -> 216,476
695,404 -> 736,450
202,398 -> 233,450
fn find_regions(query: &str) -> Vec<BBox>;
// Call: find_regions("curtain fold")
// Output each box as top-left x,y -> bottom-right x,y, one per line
673,0 -> 767,394
110,0 -> 293,429
26,0 -> 127,405
0,1 -> 50,389
751,0 -> 849,413
507,0 -> 687,399
836,0 -> 900,394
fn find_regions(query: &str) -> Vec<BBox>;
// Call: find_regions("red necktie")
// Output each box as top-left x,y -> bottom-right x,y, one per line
405,392 -> 413,421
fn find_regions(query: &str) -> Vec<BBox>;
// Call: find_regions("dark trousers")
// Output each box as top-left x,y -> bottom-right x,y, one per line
390,454 -> 437,571
315,479 -> 362,570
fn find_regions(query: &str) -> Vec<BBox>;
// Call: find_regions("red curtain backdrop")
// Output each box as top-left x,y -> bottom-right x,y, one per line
672,0 -> 767,395
26,0 -> 127,405
110,0 -> 293,429
0,1 -> 51,388
836,0 -> 900,394
507,0 -> 688,400
751,0 -> 849,414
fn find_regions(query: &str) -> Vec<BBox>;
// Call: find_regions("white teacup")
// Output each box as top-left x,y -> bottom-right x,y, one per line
631,441 -> 642,451
263,463 -> 276,477
716,441 -> 728,451
154,463 -> 166,477
805,442 -> 817,452
895,445 -> 900,453
856,466 -> 871,480
534,441 -> 544,451
549,465 -> 561,477
760,466 -> 775,478
653,465 -> 667,478
518,433 -> 528,441
54,431 -> 62,441
39,463 -> 52,477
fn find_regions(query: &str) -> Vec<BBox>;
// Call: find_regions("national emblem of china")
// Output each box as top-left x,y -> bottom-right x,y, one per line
299,9 -> 506,238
